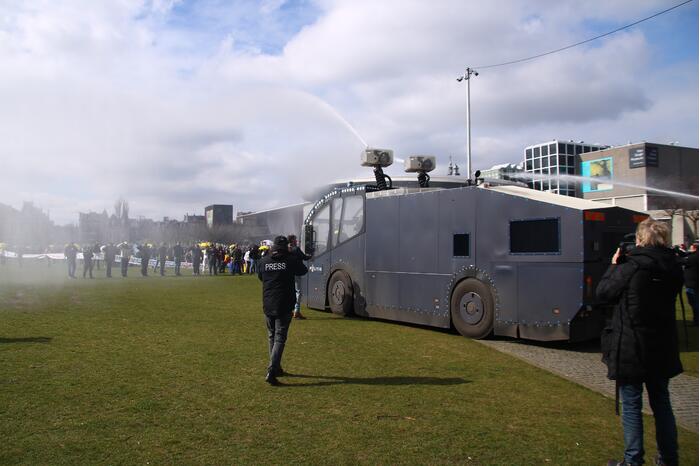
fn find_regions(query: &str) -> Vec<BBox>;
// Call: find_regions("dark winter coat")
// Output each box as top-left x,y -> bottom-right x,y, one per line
596,246 -> 684,382
290,246 -> 312,261
681,250 -> 698,289
257,247 -> 308,317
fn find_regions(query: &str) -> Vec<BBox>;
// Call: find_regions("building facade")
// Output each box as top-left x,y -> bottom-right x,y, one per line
524,140 -> 609,196
579,142 -> 698,245
204,204 -> 233,228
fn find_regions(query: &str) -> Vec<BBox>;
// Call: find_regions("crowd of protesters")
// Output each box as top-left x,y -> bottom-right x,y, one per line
53,241 -> 274,279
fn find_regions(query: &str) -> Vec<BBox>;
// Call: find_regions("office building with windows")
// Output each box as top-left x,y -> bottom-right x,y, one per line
524,140 -> 609,196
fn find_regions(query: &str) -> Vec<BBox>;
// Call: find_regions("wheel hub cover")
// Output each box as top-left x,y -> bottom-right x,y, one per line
332,281 -> 346,305
459,292 -> 483,325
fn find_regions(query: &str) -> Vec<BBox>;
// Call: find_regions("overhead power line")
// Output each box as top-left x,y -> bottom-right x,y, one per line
473,0 -> 694,70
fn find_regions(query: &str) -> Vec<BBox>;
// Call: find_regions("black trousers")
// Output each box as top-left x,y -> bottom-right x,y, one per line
141,258 -> 149,276
67,259 -> 76,277
175,258 -> 181,275
159,258 -> 166,276
82,259 -> 93,278
121,258 -> 129,277
265,313 -> 292,373
105,259 -> 112,277
193,261 -> 200,275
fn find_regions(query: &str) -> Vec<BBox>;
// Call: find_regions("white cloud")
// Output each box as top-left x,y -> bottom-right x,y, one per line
0,0 -> 696,225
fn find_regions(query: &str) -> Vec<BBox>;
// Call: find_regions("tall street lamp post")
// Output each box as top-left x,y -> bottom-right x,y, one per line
456,67 -> 478,181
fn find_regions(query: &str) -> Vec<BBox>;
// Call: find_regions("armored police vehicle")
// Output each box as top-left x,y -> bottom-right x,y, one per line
301,149 -> 644,342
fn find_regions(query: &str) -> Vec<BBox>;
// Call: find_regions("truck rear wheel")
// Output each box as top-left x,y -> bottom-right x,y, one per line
450,278 -> 494,339
328,271 -> 354,316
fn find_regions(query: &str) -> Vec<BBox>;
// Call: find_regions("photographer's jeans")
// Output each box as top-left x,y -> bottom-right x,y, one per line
620,378 -> 678,466
294,277 -> 302,312
686,287 -> 698,325
266,313 -> 292,374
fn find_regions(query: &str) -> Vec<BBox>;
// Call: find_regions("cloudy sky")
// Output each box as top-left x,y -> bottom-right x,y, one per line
0,0 -> 697,224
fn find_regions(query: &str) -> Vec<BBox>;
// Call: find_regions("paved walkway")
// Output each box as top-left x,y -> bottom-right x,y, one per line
476,338 -> 698,433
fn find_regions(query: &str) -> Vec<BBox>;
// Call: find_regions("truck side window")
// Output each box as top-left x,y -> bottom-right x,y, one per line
331,198 -> 343,248
453,234 -> 470,256
312,205 -> 331,256
510,218 -> 560,254
338,195 -> 363,244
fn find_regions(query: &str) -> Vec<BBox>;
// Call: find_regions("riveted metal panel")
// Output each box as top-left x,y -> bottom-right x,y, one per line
473,188 -> 584,266
365,271 -> 400,310
366,196 -> 399,271
492,263 -> 517,325
437,188 -> 476,274
399,273 -> 450,321
399,192 -> 439,273
517,263 -> 583,335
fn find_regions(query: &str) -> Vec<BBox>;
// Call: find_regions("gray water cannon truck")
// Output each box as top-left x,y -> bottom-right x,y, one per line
301,149 -> 646,341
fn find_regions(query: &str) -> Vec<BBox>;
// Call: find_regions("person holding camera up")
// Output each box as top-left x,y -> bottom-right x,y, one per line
257,236 -> 308,386
680,241 -> 698,326
597,219 -> 683,466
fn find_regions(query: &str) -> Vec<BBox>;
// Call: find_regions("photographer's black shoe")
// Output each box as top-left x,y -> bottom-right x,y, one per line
265,372 -> 280,386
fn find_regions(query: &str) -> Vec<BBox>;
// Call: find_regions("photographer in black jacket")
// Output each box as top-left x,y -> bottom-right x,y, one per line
597,219 -> 683,466
257,236 -> 308,385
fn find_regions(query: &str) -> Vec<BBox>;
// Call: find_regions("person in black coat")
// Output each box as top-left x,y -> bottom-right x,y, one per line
257,236 -> 308,385
81,245 -> 94,279
173,242 -> 184,276
64,243 -> 78,278
191,245 -> 202,275
103,243 -> 116,278
157,243 -> 168,276
287,234 -> 312,319
596,219 -> 683,466
139,244 -> 151,277
680,242 -> 698,326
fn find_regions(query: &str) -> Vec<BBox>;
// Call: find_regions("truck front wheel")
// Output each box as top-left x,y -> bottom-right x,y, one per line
327,271 -> 354,316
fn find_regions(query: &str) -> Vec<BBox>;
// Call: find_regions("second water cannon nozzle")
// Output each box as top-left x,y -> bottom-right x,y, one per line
361,148 -> 394,168
404,155 -> 436,173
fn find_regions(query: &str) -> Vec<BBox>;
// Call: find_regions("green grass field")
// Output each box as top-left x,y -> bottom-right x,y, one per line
0,263 -> 697,465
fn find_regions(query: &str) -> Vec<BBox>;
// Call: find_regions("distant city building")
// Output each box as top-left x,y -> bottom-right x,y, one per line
183,214 -> 205,224
579,142 -> 698,244
524,140 -> 610,196
579,142 -> 698,211
204,204 -> 233,228
236,203 -> 309,243
480,162 -> 524,182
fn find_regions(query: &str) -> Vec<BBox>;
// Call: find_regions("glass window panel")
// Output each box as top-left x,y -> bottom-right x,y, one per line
583,146 -> 590,153
526,149 -> 532,159
558,143 -> 566,154
575,145 -> 582,155
533,158 -> 540,169
338,195 -> 364,244
331,198 -> 343,247
542,145 -> 549,156
312,204 -> 330,256
567,166 -> 575,175
526,161 -> 532,170
534,146 -> 540,157
559,154 -> 567,164
453,234 -> 470,257
567,144 -> 574,155
550,155 -> 556,165
549,143 -> 556,154
567,155 -> 575,165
